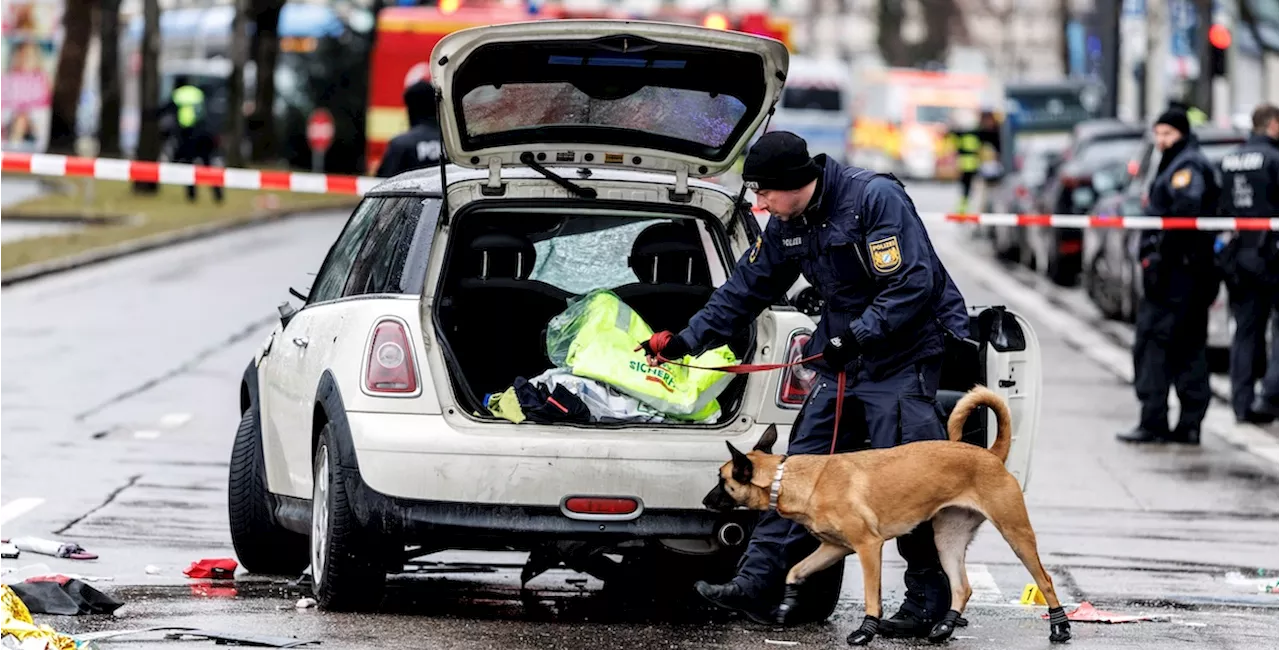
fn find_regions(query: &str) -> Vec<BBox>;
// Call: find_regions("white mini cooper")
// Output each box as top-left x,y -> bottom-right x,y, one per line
227,20 -> 1044,612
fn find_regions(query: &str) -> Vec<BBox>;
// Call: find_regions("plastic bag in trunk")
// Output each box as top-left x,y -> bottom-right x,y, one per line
546,289 -> 736,420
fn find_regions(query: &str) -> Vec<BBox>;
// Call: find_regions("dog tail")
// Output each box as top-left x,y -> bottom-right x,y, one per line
947,385 -> 1013,463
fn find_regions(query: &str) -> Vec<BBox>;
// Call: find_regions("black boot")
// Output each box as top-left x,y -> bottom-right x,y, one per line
693,580 -> 774,625
1170,427 -> 1201,445
1115,427 -> 1169,444
880,608 -> 968,639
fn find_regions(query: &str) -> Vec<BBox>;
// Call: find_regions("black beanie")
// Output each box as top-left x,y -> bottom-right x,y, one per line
742,132 -> 821,191
1156,109 -> 1190,136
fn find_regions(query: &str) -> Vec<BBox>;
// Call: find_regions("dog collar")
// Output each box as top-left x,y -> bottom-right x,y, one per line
769,456 -> 788,510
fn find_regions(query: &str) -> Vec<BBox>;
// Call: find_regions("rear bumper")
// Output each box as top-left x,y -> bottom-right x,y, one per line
337,411 -> 763,544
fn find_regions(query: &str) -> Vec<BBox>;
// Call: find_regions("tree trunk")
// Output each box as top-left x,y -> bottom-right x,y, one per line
877,0 -> 907,66
98,0 -> 122,158
47,0 -> 93,154
910,0 -> 956,68
132,0 -> 161,194
226,0 -> 250,167
250,0 -> 286,164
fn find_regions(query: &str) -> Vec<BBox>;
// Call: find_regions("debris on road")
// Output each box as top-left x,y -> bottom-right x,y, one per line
294,598 -> 316,609
9,576 -> 123,616
1040,601 -> 1161,624
764,640 -> 799,646
77,626 -> 318,646
183,559 -> 237,579
0,543 -> 18,560
1,585 -> 78,650
143,566 -> 161,576
1224,570 -> 1280,594
9,538 -> 97,561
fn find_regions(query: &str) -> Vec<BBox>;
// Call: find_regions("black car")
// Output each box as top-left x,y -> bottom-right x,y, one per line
1021,119 -> 1145,286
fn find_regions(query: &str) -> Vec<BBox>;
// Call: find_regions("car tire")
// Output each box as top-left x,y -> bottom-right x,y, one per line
310,425 -> 387,611
228,405 -> 309,575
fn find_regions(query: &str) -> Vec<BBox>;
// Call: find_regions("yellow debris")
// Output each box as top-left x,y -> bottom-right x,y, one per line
2,584 -> 79,650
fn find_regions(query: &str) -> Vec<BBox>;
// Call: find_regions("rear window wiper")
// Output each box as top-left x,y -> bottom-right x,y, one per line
519,151 -> 597,199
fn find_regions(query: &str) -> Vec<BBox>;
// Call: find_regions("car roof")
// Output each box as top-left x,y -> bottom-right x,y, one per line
1073,119 -> 1144,142
364,165 -> 738,198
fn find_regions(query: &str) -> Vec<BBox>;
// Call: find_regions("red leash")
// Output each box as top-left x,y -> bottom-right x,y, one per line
650,351 -> 846,456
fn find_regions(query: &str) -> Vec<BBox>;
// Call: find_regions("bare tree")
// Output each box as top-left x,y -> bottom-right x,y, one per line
133,0 -> 161,194
877,0 -> 908,66
249,0 -> 287,164
1189,0 -> 1213,112
877,0 -> 962,69
1058,0 -> 1071,76
98,0 -> 122,158
226,0 -> 250,167
47,0 -> 93,154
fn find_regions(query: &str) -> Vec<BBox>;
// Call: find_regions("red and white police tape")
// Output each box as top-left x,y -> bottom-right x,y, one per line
5,151 -> 1276,231
1,151 -> 380,197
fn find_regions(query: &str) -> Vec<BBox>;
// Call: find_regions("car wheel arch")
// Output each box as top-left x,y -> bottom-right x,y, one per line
313,370 -> 360,476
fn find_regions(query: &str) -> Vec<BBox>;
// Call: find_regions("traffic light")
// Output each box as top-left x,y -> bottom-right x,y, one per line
1209,23 -> 1230,76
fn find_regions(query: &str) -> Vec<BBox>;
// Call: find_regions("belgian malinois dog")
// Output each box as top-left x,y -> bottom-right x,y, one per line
702,386 -> 1070,646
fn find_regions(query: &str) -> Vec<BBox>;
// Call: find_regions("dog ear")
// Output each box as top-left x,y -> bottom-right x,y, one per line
726,441 -> 754,484
752,424 -> 778,454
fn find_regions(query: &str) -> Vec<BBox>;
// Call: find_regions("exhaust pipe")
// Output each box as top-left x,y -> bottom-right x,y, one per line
716,522 -> 745,547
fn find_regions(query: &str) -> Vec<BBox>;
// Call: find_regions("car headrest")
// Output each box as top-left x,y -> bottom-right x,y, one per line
627,222 -> 711,286
467,232 -> 536,279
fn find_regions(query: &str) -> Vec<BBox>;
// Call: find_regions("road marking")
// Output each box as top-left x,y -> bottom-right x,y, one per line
967,563 -> 1004,603
0,498 -> 44,525
134,430 -> 161,439
932,225 -> 1278,465
159,412 -> 192,428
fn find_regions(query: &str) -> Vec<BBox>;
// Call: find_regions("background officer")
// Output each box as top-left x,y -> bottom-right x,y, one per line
1117,109 -> 1221,445
161,75 -> 223,203
376,80 -> 443,178
638,132 -> 971,639
1219,103 -> 1279,424
948,109 -> 1001,214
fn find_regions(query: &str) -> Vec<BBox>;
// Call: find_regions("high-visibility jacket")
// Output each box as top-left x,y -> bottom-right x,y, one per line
547,289 -> 737,420
173,85 -> 206,129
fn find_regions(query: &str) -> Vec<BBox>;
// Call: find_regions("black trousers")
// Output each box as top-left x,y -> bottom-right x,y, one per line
174,131 -> 223,202
1133,300 -> 1212,434
959,171 -> 976,199
1229,284 -> 1276,419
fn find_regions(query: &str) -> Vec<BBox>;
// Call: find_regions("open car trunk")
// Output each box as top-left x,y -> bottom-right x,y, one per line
432,199 -> 753,427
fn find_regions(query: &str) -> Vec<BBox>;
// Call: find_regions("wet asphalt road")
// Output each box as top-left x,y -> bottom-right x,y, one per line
1,182 -> 1277,649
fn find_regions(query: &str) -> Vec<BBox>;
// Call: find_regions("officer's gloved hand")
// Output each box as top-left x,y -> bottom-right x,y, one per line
636,331 -> 691,366
822,334 -> 860,369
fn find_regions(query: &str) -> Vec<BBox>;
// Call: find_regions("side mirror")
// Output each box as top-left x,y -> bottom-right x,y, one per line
278,301 -> 297,328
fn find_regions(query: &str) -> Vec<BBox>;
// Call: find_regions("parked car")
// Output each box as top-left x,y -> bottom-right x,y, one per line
981,135 -> 1067,263
226,20 -> 1047,612
1022,119 -> 1145,286
1081,125 -> 1247,370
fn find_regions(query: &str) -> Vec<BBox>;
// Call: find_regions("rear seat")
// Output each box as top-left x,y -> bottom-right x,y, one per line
613,222 -> 715,336
451,232 -> 573,395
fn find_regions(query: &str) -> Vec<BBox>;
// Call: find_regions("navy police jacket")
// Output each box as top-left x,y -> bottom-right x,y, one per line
1139,137 -> 1221,310
677,156 -> 970,378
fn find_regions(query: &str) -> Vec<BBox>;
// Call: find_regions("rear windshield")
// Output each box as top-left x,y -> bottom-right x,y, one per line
463,83 -> 748,148
1076,137 -> 1142,167
450,38 -> 769,160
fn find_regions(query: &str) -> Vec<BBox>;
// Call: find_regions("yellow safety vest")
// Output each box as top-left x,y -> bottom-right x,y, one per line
173,85 -> 205,128
952,132 -> 981,173
547,289 -> 738,420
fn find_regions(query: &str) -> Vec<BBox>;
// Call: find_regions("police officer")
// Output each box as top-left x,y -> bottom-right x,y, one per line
163,76 -> 223,203
1219,103 -> 1279,424
1117,110 -> 1222,445
376,80 -> 443,178
949,110 -> 1001,214
638,132 -> 971,637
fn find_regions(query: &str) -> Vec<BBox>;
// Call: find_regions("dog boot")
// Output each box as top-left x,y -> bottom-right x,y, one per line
928,610 -> 964,643
693,580 -> 774,625
846,615 -> 880,646
1048,605 -> 1072,643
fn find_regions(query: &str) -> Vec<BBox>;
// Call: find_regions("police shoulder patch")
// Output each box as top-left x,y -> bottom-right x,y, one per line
1171,168 -> 1193,189
868,236 -> 902,274
749,235 -> 763,263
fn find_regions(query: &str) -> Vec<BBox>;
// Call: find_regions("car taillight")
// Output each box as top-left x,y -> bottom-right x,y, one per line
778,331 -> 817,407
563,497 -> 638,516
365,319 -> 418,394
1015,185 -> 1029,199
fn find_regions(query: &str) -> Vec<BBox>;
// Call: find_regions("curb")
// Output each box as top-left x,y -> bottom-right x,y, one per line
0,203 -> 356,287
